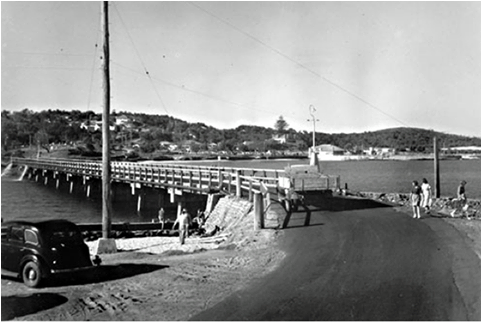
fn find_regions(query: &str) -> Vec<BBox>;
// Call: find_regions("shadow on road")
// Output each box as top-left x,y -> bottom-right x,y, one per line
2,263 -> 168,289
1,293 -> 68,320
301,192 -> 393,212
50,263 -> 169,287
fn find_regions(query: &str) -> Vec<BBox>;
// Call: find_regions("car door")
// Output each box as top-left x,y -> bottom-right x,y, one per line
1,225 -> 26,272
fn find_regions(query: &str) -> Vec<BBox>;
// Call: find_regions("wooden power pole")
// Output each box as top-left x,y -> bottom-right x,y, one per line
434,137 -> 440,198
96,1 -> 116,254
102,0 -> 111,239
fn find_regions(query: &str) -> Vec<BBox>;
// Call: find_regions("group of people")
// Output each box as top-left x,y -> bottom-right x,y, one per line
157,207 -> 205,245
410,178 -> 433,219
410,179 -> 467,219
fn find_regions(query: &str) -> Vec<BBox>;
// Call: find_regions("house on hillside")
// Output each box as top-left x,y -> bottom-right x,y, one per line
272,134 -> 287,144
80,120 -> 116,132
115,115 -> 130,126
80,121 -> 101,132
159,141 -> 178,152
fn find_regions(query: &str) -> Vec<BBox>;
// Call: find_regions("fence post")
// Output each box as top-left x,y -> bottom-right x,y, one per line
254,192 -> 264,230
236,170 -> 242,197
228,173 -> 232,194
218,168 -> 222,189
249,181 -> 253,202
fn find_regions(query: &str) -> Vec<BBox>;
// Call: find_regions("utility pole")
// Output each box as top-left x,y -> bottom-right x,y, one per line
307,105 -> 320,171
96,1 -> 116,254
308,105 -> 319,149
434,137 -> 440,198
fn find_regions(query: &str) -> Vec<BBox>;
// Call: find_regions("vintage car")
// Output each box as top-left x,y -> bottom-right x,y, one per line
1,219 -> 100,287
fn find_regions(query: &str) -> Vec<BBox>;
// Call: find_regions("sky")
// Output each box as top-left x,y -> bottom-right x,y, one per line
1,1 -> 481,137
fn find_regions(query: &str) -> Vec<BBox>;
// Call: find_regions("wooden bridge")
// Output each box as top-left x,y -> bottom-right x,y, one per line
10,157 -> 340,229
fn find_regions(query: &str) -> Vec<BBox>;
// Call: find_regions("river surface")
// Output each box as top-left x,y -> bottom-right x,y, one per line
1,159 -> 480,224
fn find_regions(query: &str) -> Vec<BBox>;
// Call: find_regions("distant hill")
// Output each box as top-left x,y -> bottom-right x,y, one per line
1,109 -> 480,155
324,127 -> 481,153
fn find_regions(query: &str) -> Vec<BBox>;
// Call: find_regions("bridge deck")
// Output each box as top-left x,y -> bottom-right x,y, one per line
11,157 -> 340,197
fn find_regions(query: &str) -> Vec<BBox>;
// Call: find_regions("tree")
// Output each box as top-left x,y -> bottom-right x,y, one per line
34,130 -> 50,153
274,116 -> 289,134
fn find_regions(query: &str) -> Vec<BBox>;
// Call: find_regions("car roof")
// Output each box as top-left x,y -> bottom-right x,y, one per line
2,219 -> 78,230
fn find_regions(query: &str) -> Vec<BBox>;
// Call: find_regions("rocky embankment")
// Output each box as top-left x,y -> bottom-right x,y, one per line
355,191 -> 480,218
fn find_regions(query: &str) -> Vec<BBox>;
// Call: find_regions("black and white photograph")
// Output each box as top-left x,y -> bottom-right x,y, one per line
1,1 -> 480,320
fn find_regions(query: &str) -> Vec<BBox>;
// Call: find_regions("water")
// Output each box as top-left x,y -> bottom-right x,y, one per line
1,159 -> 480,224
183,159 -> 481,196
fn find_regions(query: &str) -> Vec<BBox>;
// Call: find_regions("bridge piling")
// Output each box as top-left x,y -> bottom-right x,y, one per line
253,192 -> 264,230
236,170 -> 242,198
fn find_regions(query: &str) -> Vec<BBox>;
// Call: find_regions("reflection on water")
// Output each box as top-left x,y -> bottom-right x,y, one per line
0,177 -> 166,224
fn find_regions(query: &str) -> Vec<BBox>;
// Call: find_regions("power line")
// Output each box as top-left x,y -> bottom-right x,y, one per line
189,2 -> 409,127
112,3 -> 169,115
1,51 -> 93,57
2,65 -> 91,71
87,13 -> 102,111
111,60 -> 308,122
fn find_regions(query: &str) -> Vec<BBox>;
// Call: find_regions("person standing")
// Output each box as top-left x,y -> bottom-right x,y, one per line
158,207 -> 165,230
420,178 -> 432,214
177,208 -> 191,245
451,181 -> 467,217
457,180 -> 467,200
410,180 -> 422,219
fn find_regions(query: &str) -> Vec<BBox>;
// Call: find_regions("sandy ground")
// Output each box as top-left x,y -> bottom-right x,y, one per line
2,194 -> 479,321
2,228 -> 286,321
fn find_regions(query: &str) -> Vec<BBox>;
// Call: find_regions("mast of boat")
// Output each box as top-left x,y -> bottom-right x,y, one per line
97,0 -> 116,254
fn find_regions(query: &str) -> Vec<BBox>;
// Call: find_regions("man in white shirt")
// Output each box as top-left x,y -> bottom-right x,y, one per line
175,208 -> 191,245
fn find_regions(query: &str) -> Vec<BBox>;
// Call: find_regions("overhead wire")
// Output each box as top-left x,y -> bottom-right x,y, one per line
111,60 -> 309,122
1,51 -> 93,57
86,11 -> 102,111
189,2 -> 409,127
111,3 -> 169,115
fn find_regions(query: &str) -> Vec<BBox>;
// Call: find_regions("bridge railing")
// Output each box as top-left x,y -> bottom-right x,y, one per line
11,157 -> 285,194
11,157 -> 339,194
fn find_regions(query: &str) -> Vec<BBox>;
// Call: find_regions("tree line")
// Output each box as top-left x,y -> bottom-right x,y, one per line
1,109 -> 480,154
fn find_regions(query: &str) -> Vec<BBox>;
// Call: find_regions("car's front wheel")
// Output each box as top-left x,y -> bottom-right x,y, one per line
22,261 -> 42,288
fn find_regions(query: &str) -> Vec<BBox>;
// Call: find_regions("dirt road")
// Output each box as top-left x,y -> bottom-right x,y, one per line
2,196 -> 480,320
193,205 -> 480,320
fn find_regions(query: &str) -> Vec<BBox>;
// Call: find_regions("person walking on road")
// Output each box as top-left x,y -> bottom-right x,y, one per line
158,207 -> 166,230
420,178 -> 432,214
410,180 -> 422,219
177,208 -> 191,245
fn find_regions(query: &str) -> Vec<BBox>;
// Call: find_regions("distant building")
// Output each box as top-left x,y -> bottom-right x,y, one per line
80,120 -> 116,132
80,121 -> 101,132
364,147 -> 396,156
115,115 -> 130,126
313,144 -> 345,155
159,141 -> 178,151
441,146 -> 481,155
272,134 -> 287,144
